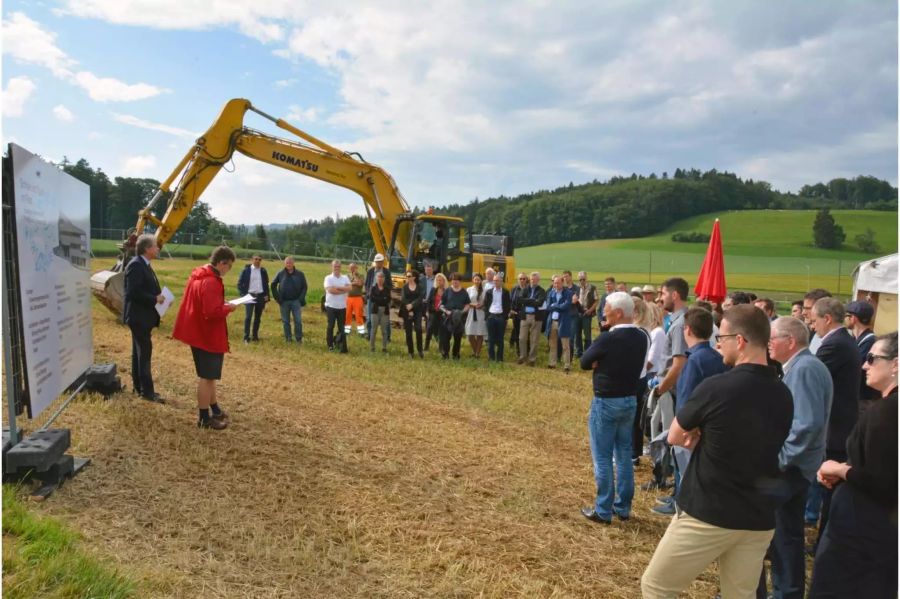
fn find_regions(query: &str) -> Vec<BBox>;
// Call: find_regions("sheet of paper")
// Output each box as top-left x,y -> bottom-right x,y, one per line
228,293 -> 257,306
156,286 -> 175,317
551,311 -> 560,321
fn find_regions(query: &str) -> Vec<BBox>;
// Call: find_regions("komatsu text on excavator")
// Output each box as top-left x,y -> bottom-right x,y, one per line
91,99 -> 515,317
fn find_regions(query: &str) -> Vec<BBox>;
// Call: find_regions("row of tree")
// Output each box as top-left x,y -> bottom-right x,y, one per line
62,157 -> 894,251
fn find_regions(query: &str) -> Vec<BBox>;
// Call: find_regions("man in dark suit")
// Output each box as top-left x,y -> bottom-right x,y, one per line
123,234 -> 165,403
483,272 -> 511,362
812,297 -> 861,539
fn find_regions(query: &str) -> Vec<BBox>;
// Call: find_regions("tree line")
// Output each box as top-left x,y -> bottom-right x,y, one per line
435,169 -> 896,247
62,157 -> 895,251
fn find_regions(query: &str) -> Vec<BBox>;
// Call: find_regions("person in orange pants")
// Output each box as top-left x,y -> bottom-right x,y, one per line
345,262 -> 367,337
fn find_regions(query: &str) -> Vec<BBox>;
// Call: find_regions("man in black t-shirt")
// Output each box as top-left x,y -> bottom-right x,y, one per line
641,305 -> 793,599
578,291 -> 650,524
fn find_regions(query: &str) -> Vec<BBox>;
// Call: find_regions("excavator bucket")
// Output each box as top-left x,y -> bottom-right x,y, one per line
90,263 -> 126,321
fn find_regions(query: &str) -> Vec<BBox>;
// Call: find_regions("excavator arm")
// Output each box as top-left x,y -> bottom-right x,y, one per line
140,98 -> 410,256
91,99 -> 416,317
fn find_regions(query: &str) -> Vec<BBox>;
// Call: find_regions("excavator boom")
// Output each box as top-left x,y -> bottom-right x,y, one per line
90,99 -> 514,318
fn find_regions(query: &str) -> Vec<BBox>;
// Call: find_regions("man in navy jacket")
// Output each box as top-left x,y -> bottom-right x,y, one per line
123,234 -> 165,402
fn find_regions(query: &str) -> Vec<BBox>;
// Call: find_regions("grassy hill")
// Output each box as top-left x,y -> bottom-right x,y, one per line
515,209 -> 897,298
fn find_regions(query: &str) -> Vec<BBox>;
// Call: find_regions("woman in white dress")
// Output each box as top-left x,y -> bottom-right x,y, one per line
465,273 -> 487,358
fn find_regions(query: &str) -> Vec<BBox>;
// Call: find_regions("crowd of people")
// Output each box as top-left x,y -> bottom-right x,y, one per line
123,239 -> 897,598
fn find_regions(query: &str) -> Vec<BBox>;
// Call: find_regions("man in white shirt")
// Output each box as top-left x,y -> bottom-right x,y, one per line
484,273 -> 511,362
324,259 -> 352,353
237,255 -> 270,343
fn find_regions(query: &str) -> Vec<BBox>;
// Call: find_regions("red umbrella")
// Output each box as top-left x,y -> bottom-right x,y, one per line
694,218 -> 727,303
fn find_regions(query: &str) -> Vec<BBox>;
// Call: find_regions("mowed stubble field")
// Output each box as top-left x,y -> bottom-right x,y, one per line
5,256 -> 737,598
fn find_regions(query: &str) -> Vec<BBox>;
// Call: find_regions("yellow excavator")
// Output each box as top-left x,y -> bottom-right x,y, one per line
91,98 -> 515,317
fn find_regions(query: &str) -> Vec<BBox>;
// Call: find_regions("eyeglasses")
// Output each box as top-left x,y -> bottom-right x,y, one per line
768,334 -> 791,342
715,333 -> 740,343
866,353 -> 892,365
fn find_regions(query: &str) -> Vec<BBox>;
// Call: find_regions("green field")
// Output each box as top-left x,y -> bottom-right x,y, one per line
91,209 -> 896,301
515,209 -> 897,299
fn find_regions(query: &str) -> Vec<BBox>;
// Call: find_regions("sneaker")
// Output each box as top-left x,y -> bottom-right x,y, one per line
632,457 -> 640,466
211,410 -> 229,422
198,418 -> 227,430
243,338 -> 250,344
418,351 -> 424,358
651,502 -> 676,517
655,495 -> 674,506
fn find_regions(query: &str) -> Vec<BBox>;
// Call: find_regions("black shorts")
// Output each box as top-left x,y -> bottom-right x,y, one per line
190,346 -> 224,380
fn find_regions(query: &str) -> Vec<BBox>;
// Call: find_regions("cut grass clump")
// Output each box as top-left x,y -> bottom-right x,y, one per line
3,485 -> 136,599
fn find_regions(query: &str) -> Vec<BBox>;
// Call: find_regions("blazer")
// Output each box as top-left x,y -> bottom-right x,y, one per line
425,287 -> 444,318
544,287 -> 573,338
518,284 -> 546,320
400,283 -> 425,318
780,348 -> 834,482
237,264 -> 270,301
817,327 -> 862,459
123,255 -> 161,328
483,287 -> 511,320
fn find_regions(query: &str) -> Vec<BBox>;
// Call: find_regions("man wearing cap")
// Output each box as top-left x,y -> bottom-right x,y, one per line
365,253 -> 393,340
642,284 -> 657,303
845,300 -> 879,413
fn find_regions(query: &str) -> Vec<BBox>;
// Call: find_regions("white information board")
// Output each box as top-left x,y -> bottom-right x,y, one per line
11,144 -> 93,418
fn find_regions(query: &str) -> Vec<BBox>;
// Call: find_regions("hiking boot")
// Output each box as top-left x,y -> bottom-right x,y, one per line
198,418 -> 227,430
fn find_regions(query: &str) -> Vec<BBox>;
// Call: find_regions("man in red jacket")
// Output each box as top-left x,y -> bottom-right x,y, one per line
173,246 -> 238,430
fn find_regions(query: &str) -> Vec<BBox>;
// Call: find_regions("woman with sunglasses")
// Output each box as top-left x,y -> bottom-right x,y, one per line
809,331 -> 897,598
401,270 -> 425,358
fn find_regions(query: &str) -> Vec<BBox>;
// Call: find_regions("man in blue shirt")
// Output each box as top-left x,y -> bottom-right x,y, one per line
759,316 -> 833,599
653,306 -> 726,516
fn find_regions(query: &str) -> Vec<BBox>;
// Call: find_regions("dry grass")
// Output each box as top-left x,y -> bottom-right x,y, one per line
9,258 -> 735,598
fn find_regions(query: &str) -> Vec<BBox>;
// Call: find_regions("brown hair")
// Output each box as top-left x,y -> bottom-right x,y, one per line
684,307 -> 714,340
209,245 -> 237,265
722,304 -> 770,348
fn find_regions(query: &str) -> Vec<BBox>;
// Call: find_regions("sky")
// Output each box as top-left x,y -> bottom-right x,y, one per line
2,1 -> 897,225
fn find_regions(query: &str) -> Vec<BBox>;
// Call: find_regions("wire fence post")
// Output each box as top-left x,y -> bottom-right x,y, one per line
837,260 -> 842,298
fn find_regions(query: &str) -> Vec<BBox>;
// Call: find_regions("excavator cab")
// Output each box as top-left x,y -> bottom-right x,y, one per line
386,214 -> 470,280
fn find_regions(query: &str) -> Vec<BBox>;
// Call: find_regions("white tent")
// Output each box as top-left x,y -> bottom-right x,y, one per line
851,253 -> 898,335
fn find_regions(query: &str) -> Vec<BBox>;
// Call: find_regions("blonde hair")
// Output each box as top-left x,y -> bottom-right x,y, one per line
644,301 -> 664,330
434,273 -> 448,288
633,297 -> 653,331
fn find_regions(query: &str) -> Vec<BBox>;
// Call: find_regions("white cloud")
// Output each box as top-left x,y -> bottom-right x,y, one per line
275,78 -> 297,88
112,113 -> 197,138
2,12 -> 76,77
285,105 -> 318,123
2,12 -> 168,102
52,104 -> 75,122
3,77 -> 36,118
73,72 -> 169,102
121,154 -> 157,176
88,131 -> 105,140
55,0 -> 285,43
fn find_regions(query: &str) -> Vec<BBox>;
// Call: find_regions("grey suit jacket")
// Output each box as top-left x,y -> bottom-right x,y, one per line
779,348 -> 834,481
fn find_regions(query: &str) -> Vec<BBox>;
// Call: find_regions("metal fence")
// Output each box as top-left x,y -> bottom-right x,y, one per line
89,229 -> 374,264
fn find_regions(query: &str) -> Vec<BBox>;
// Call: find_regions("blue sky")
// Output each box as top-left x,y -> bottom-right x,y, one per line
3,1 -> 897,225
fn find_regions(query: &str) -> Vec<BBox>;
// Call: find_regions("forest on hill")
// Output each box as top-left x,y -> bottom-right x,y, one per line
62,157 -> 895,251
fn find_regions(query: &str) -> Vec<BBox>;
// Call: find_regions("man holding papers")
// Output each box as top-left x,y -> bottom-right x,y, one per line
123,234 -> 165,403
